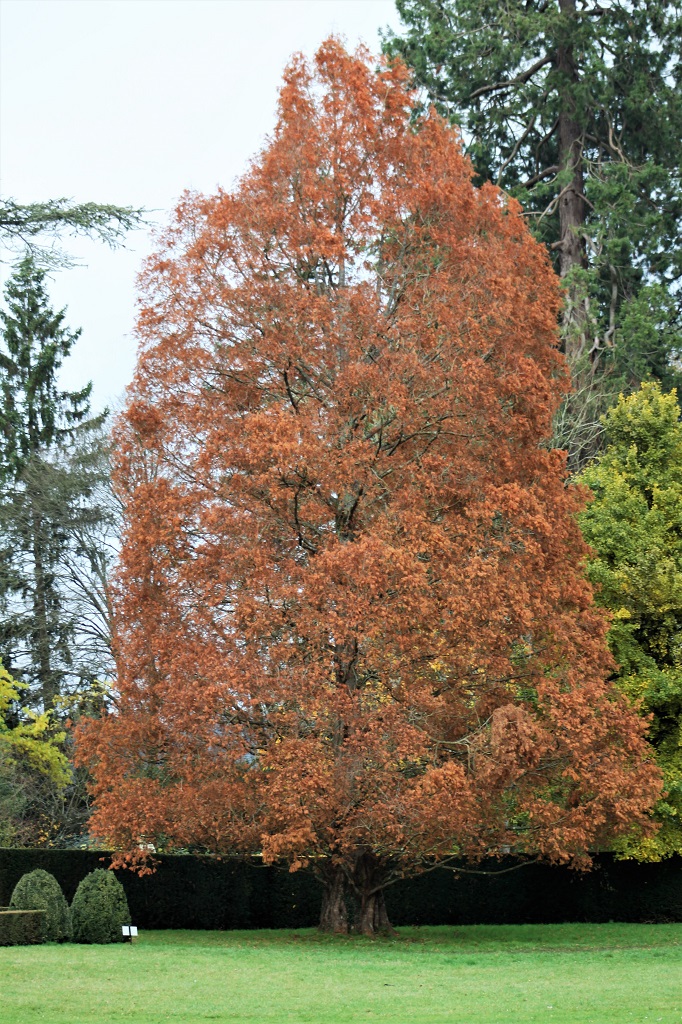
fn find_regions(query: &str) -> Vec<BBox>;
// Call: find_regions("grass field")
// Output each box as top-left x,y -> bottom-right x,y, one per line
0,923 -> 680,1024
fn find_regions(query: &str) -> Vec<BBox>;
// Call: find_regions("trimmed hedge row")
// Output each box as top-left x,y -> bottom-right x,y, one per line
0,909 -> 46,945
0,849 -> 680,929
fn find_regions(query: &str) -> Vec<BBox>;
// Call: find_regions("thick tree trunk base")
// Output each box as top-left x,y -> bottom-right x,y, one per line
355,888 -> 395,937
318,868 -> 349,934
352,854 -> 396,937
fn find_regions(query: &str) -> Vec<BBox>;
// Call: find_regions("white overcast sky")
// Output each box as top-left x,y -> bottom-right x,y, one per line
0,0 -> 398,412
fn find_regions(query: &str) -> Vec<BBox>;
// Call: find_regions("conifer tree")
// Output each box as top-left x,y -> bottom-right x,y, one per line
0,256 -> 107,707
78,40 -> 660,934
386,1 -> 682,468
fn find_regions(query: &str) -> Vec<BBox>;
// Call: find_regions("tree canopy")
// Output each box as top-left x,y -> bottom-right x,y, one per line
77,40 -> 660,934
579,383 -> 682,859
386,1 -> 682,467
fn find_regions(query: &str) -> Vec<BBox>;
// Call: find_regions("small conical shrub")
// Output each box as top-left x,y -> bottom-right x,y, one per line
71,869 -> 131,944
10,869 -> 71,942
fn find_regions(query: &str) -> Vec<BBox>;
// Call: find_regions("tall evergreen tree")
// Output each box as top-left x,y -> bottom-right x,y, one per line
385,1 -> 682,468
0,256 -> 108,708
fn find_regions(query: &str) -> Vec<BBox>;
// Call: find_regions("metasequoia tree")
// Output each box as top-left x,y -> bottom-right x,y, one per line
77,40 -> 660,935
386,1 -> 682,468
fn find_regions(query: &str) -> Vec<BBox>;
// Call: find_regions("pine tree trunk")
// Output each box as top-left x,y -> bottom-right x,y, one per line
318,864 -> 349,934
352,854 -> 396,937
557,0 -> 588,364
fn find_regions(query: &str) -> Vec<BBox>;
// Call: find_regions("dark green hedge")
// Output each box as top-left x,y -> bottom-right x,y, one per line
0,909 -> 46,945
0,849 -> 322,930
0,849 -> 680,929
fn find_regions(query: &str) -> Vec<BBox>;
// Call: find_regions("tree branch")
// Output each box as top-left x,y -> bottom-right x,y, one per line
470,55 -> 552,101
520,165 -> 559,189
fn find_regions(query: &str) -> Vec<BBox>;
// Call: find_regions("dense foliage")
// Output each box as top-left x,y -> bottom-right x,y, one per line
70,868 -> 130,944
0,660 -> 70,846
386,1 -> 682,467
9,868 -> 71,941
0,909 -> 46,945
77,40 -> 660,934
579,383 -> 682,859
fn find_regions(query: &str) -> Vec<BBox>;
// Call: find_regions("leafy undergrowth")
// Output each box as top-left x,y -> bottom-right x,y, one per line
1,923 -> 680,1024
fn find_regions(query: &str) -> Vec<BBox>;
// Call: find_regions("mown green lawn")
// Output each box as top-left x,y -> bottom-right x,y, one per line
1,923 -> 680,1023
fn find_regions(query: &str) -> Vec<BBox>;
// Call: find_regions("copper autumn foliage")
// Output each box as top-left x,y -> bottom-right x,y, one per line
77,41 -> 661,934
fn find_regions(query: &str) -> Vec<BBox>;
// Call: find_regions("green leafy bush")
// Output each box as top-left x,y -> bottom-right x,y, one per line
0,909 -> 46,944
578,384 -> 682,858
10,869 -> 71,941
71,869 -> 130,943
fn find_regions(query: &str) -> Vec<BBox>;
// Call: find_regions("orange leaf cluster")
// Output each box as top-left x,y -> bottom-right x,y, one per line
76,40 -> 660,932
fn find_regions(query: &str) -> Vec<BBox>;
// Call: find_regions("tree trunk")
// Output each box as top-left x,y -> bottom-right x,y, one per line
352,853 -> 396,937
356,886 -> 394,937
556,0 -> 588,364
30,497 -> 57,709
318,864 -> 349,934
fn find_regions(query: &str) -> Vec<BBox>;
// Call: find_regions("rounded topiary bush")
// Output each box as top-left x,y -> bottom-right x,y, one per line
10,869 -> 71,942
71,869 -> 131,944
